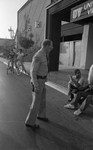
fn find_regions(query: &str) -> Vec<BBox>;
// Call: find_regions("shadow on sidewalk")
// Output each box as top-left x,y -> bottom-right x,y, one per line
35,120 -> 93,150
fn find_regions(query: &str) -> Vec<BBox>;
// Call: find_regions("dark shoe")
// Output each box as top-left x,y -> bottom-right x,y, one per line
68,99 -> 73,102
37,117 -> 49,122
25,124 -> 40,130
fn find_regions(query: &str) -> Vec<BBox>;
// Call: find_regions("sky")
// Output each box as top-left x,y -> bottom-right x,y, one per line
0,0 -> 28,39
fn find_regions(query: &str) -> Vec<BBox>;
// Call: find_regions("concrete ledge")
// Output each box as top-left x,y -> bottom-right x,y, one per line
45,81 -> 68,95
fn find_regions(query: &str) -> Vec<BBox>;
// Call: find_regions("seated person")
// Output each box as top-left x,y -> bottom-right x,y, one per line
68,69 -> 87,102
74,64 -> 93,115
64,65 -> 93,116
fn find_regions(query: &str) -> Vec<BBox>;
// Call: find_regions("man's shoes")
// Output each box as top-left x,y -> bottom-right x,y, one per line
68,99 -> 73,102
74,109 -> 82,116
64,103 -> 75,109
37,116 -> 49,122
25,124 -> 40,130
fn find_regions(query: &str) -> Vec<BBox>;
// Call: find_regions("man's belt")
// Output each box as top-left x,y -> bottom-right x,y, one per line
37,75 -> 47,79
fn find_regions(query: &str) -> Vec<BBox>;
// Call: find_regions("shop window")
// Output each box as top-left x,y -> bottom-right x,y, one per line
59,41 -> 70,66
59,40 -> 82,69
73,40 -> 81,67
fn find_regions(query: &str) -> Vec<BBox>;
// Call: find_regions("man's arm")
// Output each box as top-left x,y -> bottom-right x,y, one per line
31,56 -> 41,89
70,75 -> 81,87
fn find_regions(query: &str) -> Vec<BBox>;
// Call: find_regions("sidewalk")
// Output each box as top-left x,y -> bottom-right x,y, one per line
1,57 -> 93,150
0,57 -> 89,95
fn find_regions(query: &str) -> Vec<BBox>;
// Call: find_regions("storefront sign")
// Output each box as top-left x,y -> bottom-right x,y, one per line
70,0 -> 93,22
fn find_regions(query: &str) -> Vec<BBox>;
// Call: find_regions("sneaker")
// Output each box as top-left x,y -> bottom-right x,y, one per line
25,124 -> 40,130
64,103 -> 75,109
74,109 -> 82,116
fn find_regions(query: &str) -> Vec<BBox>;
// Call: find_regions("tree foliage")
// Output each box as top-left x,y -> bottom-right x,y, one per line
19,34 -> 34,49
1,39 -> 15,57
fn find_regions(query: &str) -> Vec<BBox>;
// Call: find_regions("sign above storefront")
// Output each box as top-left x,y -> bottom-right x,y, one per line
70,0 -> 93,22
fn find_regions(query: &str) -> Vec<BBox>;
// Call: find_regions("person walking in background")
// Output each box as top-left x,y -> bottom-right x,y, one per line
16,49 -> 27,73
12,48 -> 18,69
7,49 -> 16,72
25,39 -> 53,130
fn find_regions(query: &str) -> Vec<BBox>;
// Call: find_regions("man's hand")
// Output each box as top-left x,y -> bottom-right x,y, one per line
69,75 -> 80,87
35,85 -> 40,93
35,86 -> 40,93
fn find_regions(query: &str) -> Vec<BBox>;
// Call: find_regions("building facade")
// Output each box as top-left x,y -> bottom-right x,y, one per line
46,0 -> 93,71
17,0 -> 51,51
17,0 -> 93,71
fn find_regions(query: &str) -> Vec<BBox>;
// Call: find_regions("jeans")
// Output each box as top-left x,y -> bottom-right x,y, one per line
71,88 -> 93,108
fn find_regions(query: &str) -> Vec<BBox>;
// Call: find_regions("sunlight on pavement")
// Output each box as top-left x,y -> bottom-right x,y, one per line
3,61 -> 8,65
46,81 -> 68,95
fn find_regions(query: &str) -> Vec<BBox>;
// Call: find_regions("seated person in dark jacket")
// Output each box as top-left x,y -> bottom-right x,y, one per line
64,65 -> 93,116
67,69 -> 87,102
74,65 -> 93,115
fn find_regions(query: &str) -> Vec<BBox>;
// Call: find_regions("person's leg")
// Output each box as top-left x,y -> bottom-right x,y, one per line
25,92 -> 38,125
14,58 -> 18,69
7,59 -> 10,68
38,83 -> 46,118
80,95 -> 93,111
25,80 -> 43,126
71,91 -> 89,108
64,91 -> 89,109
68,83 -> 75,102
74,95 -> 93,115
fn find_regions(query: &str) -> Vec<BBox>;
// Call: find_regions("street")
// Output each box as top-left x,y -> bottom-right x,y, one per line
0,62 -> 93,150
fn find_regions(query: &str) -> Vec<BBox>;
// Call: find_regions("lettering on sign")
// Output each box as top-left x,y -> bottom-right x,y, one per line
71,0 -> 93,21
72,7 -> 83,19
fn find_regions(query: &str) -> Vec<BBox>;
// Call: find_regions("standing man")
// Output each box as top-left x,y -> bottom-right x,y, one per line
25,39 -> 53,130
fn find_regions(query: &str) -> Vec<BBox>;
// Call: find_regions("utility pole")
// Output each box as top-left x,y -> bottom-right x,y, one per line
8,27 -> 15,39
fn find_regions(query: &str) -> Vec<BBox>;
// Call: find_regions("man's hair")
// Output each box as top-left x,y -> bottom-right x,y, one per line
74,69 -> 80,75
42,39 -> 52,47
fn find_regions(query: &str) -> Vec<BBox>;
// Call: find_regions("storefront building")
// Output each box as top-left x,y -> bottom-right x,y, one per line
17,0 -> 51,51
46,0 -> 93,71
17,0 -> 93,71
